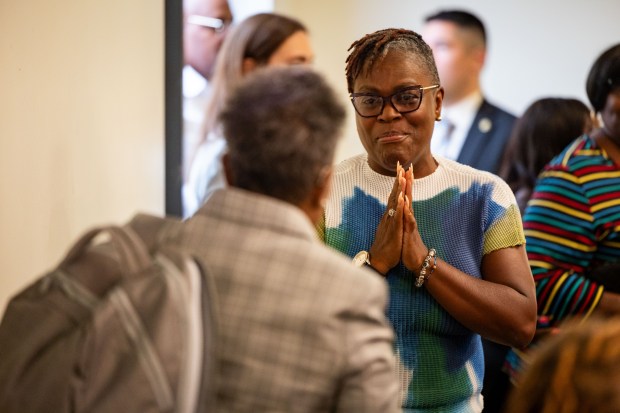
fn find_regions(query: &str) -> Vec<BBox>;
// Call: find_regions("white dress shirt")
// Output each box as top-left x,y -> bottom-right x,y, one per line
431,91 -> 483,160
182,131 -> 227,219
183,66 -> 210,180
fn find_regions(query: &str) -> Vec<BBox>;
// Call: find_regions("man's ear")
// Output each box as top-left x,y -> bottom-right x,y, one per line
242,57 -> 257,75
300,166 -> 333,225
222,152 -> 234,186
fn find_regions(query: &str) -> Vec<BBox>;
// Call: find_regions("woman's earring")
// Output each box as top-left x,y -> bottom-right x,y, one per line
436,115 -> 442,121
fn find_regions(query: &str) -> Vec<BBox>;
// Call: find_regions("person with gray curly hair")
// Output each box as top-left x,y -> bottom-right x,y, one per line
178,66 -> 401,412
220,66 -> 341,211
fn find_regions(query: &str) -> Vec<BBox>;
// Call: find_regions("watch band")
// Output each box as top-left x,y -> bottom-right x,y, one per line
352,251 -> 383,275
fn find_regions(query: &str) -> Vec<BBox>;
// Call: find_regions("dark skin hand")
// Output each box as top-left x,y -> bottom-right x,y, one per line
368,162 -> 406,274
369,162 -> 426,273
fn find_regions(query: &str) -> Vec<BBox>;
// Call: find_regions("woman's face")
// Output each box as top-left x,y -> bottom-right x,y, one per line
352,50 -> 443,176
601,88 -> 620,141
267,30 -> 314,66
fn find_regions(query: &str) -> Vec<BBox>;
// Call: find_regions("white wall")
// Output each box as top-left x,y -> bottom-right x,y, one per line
275,0 -> 620,162
0,0 -> 165,315
229,0 -> 273,21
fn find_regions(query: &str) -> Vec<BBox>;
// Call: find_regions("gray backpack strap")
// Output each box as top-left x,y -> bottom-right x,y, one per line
52,223 -> 157,302
125,213 -> 184,253
59,225 -> 152,275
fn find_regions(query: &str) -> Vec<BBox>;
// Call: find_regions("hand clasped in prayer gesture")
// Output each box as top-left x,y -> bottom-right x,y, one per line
369,162 -> 428,275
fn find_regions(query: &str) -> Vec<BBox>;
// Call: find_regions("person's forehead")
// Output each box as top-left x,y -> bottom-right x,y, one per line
188,0 -> 231,17
355,52 -> 431,88
424,20 -> 458,32
270,31 -> 314,62
423,21 -> 464,42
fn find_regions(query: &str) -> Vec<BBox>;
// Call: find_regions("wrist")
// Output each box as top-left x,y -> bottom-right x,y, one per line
353,250 -> 387,276
367,259 -> 388,276
367,248 -> 390,275
414,248 -> 437,287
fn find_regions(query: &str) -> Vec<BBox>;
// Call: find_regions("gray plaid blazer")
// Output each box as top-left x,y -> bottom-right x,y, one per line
177,188 -> 399,412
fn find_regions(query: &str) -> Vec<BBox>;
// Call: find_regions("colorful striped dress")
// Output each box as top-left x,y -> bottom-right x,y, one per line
523,134 -> 620,325
321,154 -> 524,413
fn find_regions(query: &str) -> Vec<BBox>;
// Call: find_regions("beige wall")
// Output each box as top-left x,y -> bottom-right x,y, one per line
274,0 -> 361,162
0,0 -> 165,315
275,0 -> 620,162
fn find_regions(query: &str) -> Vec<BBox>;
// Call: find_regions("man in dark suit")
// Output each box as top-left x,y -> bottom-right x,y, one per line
423,10 -> 516,175
423,9 -> 516,413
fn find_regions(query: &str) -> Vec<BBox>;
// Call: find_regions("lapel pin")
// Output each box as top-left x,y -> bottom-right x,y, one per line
478,118 -> 492,133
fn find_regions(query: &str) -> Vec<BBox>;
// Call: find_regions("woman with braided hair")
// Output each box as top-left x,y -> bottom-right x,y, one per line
320,28 -> 536,412
505,316 -> 620,413
520,43 -> 620,349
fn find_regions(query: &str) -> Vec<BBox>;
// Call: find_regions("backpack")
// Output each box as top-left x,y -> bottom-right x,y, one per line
0,213 -> 217,413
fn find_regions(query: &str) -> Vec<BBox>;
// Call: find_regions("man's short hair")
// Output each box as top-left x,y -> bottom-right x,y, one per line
424,10 -> 486,46
220,66 -> 346,204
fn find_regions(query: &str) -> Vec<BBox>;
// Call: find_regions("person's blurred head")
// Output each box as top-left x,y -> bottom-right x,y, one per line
202,13 -> 313,138
220,66 -> 345,221
345,28 -> 443,176
422,10 -> 486,105
586,43 -> 620,142
499,97 -> 592,202
235,14 -> 313,71
183,0 -> 233,80
505,316 -> 620,413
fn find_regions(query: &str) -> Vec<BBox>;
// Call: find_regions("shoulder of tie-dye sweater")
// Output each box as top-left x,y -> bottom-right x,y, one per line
483,203 -> 524,255
316,212 -> 325,242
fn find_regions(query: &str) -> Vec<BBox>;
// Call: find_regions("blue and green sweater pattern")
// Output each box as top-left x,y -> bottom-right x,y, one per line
321,154 -> 524,413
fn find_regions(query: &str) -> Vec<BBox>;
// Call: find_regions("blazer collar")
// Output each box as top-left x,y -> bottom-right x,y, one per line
195,188 -> 319,242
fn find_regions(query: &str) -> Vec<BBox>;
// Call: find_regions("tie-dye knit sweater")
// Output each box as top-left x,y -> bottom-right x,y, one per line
321,154 -> 524,413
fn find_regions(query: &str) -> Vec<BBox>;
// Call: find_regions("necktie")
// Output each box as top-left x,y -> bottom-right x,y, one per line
437,118 -> 455,158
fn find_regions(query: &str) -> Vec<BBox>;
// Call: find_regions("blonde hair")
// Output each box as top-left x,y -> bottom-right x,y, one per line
505,316 -> 620,413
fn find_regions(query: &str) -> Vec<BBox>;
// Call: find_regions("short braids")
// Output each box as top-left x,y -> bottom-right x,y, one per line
345,28 -> 439,93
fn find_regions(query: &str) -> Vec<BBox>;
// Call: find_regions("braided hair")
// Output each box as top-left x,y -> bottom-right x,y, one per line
345,28 -> 440,93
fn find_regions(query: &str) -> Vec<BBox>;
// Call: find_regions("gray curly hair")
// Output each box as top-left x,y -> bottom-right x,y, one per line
220,66 -> 346,204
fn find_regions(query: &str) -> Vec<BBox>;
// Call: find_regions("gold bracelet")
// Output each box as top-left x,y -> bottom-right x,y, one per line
415,248 -> 437,288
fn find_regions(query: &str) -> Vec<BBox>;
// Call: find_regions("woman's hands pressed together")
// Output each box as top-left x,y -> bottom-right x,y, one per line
401,164 -> 430,272
369,162 -> 428,275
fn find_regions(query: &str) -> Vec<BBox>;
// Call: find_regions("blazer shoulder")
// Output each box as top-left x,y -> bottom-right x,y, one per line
478,100 -> 517,124
459,99 -> 517,173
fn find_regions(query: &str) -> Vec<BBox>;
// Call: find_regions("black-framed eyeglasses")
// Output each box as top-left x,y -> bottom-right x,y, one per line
350,84 -> 440,118
187,15 -> 232,33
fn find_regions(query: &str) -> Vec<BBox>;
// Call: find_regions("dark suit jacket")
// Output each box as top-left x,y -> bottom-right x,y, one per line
466,101 -> 516,413
457,100 -> 516,174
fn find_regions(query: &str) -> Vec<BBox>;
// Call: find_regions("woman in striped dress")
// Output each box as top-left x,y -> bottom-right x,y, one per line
523,43 -> 620,330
